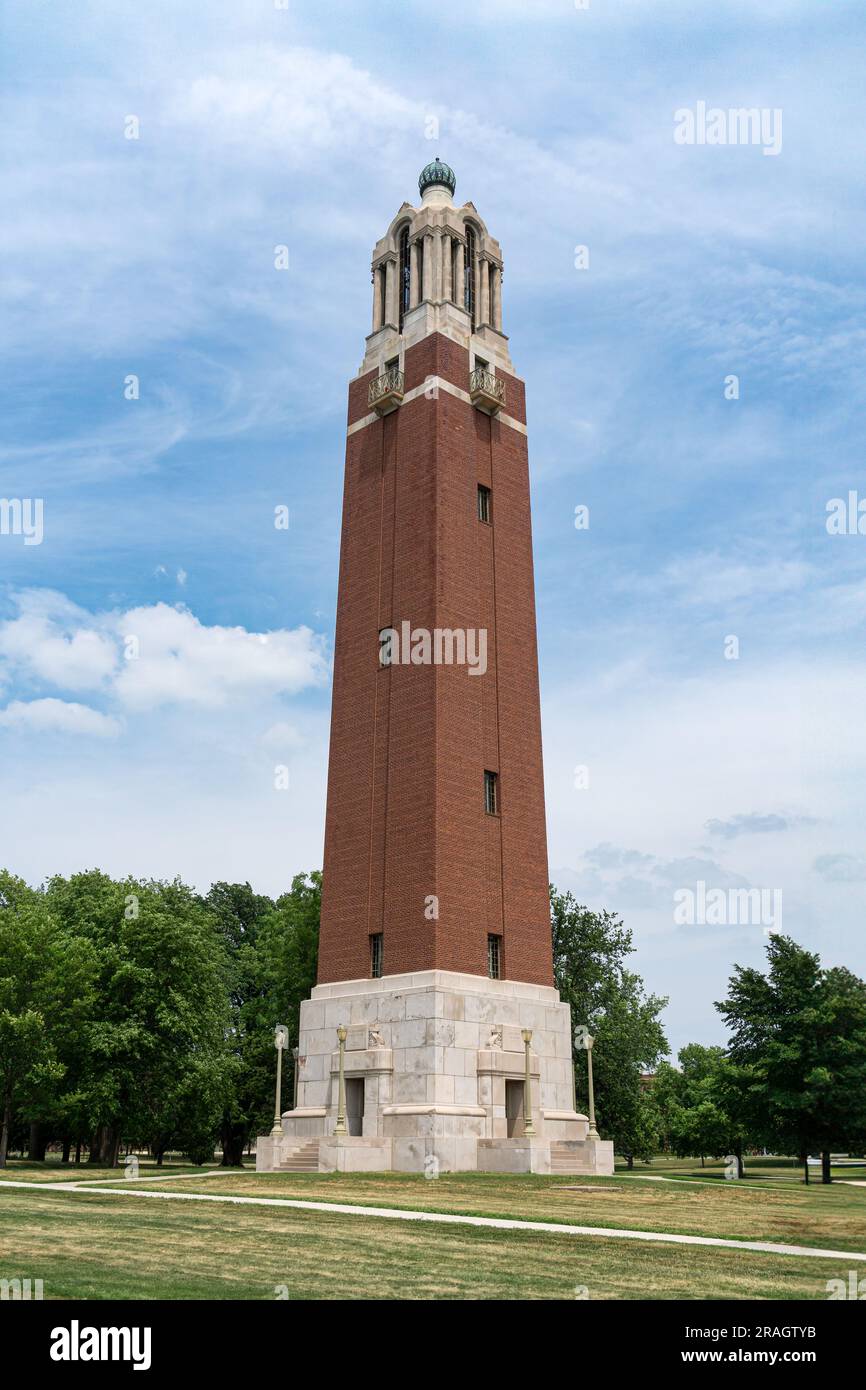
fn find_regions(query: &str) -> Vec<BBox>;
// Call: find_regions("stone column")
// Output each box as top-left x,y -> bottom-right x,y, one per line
385,258 -> 397,326
479,257 -> 490,326
491,266 -> 502,330
422,232 -> 434,302
454,240 -> 465,311
442,233 -> 452,302
372,267 -> 383,332
410,240 -> 420,308
435,232 -> 445,302
430,231 -> 441,303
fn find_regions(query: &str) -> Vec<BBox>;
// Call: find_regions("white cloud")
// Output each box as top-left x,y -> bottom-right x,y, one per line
0,590 -> 117,690
260,721 -> 305,751
171,48 -> 418,159
543,655 -> 866,1039
114,603 -> 328,710
648,554 -> 812,609
0,698 -> 121,738
0,590 -> 329,712
545,658 -> 866,869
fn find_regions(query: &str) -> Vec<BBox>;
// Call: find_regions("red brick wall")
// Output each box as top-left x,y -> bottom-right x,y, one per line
317,333 -> 552,986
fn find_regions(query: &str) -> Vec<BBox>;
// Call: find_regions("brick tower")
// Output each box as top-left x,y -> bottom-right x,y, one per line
258,163 -> 613,1176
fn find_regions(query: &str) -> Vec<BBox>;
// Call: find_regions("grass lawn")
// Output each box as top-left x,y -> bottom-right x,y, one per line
1,1158 -> 864,1300
0,1159 -> 208,1184
615,1153 -> 864,1182
143,1166 -> 866,1252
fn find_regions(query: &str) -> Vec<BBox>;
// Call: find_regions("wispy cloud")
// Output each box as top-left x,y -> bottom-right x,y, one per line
814,854 -> 866,884
705,812 -> 818,839
0,698 -> 121,738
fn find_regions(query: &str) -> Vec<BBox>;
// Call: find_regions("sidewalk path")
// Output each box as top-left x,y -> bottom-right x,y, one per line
1,1177 -> 865,1263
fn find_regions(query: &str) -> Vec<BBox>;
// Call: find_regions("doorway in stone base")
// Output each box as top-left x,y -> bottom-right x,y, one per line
505,1079 -> 525,1137
346,1078 -> 365,1136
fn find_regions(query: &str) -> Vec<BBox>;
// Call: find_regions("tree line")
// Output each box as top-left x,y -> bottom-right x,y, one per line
2,869 -> 864,1181
0,869 -> 318,1168
552,889 -> 866,1183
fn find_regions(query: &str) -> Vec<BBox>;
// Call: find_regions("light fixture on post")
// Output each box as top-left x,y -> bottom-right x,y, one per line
335,1026 -> 348,1136
574,1025 -> 600,1140
271,1024 -> 288,1138
521,1028 -> 536,1136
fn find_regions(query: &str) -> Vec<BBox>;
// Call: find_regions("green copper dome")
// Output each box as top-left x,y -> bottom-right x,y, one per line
419,158 -> 456,198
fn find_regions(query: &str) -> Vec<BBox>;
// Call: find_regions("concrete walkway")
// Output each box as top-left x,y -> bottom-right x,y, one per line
2,1177 -> 865,1263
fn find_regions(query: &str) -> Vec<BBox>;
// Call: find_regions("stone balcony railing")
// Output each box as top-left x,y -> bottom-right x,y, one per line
368,366 -> 405,415
469,367 -> 505,415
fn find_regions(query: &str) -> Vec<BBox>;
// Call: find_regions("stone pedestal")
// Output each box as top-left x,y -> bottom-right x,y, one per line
256,970 -> 614,1176
319,1136 -> 393,1173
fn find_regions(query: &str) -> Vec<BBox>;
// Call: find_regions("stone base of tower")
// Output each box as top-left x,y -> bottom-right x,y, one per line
256,970 -> 614,1176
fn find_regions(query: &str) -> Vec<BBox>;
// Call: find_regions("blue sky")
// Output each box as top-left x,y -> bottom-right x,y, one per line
2,0 -> 864,1052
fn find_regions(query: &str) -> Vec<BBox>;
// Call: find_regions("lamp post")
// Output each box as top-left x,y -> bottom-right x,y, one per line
271,1024 -> 288,1138
292,1046 -> 300,1112
521,1028 -> 536,1136
335,1026 -> 348,1135
575,1025 -> 600,1140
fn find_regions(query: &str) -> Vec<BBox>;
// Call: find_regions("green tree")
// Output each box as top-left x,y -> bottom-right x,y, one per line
716,935 -> 866,1183
551,888 -> 668,1165
206,881 -> 276,1166
0,872 -> 97,1167
257,872 -> 321,1042
208,873 -> 320,1164
46,871 -> 231,1166
648,1059 -> 685,1154
653,1045 -> 751,1173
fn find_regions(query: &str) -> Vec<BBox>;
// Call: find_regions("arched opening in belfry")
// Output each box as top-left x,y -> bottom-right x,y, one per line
465,226 -> 476,326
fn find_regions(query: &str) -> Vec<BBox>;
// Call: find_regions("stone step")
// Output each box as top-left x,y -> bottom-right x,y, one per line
550,1141 -> 595,1175
278,1141 -> 320,1173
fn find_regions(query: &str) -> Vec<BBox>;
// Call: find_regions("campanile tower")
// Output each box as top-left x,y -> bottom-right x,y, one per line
260,164 -> 613,1176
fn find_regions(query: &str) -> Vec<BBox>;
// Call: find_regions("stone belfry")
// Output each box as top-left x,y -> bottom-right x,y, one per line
259,162 -> 613,1176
